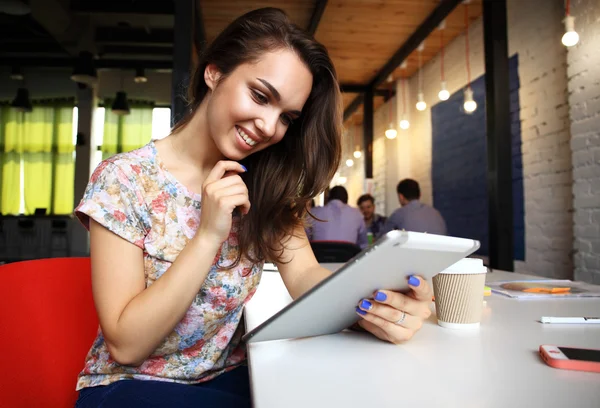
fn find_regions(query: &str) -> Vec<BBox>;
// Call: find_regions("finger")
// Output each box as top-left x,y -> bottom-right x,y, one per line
407,275 -> 433,302
217,194 -> 251,215
371,290 -> 431,320
204,161 -> 247,185
205,175 -> 247,194
209,178 -> 248,195
356,309 -> 414,344
357,300 -> 422,331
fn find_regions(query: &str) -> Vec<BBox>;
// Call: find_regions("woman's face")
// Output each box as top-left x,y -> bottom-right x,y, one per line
204,49 -> 313,161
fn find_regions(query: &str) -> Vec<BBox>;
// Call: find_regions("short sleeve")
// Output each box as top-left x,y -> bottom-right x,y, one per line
75,160 -> 148,248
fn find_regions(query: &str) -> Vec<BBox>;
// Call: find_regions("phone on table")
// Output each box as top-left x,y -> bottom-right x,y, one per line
539,345 -> 600,373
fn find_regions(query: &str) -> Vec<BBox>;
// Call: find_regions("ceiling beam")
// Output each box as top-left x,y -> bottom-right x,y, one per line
0,56 -> 173,70
96,27 -> 173,46
30,0 -> 93,56
344,0 -> 463,120
307,0 -> 328,36
70,0 -> 174,15
101,45 -> 174,56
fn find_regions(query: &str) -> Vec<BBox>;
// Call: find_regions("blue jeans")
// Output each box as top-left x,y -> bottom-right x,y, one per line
75,366 -> 251,408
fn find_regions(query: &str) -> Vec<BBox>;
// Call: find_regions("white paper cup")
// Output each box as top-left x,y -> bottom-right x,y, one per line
433,258 -> 487,329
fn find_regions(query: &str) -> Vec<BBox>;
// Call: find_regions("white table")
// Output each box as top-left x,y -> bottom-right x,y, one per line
245,264 -> 600,408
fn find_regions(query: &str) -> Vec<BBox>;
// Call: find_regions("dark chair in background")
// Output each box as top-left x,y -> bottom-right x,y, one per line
309,240 -> 362,263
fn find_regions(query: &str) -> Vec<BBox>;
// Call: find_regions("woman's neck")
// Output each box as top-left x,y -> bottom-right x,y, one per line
169,101 -> 224,174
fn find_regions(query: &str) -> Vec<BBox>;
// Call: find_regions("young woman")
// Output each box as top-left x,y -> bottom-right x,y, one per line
74,8 -> 433,408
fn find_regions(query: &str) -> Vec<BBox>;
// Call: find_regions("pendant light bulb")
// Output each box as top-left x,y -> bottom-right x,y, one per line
438,81 -> 450,101
561,15 -> 579,47
385,123 -> 397,139
346,159 -> 354,167
416,92 -> 427,111
399,115 -> 410,130
463,87 -> 477,114
353,149 -> 362,159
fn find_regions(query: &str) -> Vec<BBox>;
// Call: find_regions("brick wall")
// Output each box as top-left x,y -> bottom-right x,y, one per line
394,0 -> 573,278
568,0 -> 600,284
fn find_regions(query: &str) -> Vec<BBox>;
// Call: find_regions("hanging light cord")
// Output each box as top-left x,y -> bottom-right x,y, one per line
401,77 -> 407,114
418,49 -> 423,93
440,27 -> 445,82
465,3 -> 472,89
566,0 -> 570,15
388,82 -> 393,122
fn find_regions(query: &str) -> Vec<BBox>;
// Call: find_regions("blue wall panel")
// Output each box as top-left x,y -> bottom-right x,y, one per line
431,55 -> 524,260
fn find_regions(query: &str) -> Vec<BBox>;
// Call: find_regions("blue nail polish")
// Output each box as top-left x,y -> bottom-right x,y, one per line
408,275 -> 421,287
360,299 -> 372,310
375,291 -> 387,301
355,306 -> 367,316
240,164 -> 248,172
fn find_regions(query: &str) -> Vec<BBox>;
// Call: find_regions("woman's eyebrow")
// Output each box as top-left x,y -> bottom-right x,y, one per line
257,78 -> 281,101
257,78 -> 302,116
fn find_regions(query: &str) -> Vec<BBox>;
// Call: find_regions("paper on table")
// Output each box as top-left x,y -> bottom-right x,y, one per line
488,279 -> 600,299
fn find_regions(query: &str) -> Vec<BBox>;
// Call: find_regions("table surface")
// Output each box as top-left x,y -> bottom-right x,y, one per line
245,264 -> 600,408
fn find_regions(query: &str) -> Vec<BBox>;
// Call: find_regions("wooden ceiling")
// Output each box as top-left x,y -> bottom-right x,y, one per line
199,0 -> 482,125
1,0 -> 481,125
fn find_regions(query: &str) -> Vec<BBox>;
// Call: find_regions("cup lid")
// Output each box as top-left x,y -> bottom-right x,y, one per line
439,258 -> 487,275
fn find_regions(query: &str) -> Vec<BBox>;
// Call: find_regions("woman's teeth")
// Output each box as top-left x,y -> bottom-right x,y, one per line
238,128 -> 257,147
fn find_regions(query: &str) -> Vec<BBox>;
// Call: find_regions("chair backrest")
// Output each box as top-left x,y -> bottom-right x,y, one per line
309,240 -> 362,263
0,258 -> 98,408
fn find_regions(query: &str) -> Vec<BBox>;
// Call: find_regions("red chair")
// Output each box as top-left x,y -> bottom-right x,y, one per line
0,258 -> 98,408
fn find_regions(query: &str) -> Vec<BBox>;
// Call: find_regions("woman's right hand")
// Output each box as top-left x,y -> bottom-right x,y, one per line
196,160 -> 250,244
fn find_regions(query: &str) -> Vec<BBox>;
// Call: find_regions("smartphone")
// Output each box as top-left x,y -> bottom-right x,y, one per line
539,345 -> 600,373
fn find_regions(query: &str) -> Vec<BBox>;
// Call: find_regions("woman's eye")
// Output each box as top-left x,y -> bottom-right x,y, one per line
280,114 -> 294,126
251,90 -> 268,104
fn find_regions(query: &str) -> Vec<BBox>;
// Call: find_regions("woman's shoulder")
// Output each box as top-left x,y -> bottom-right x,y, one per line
101,143 -> 157,178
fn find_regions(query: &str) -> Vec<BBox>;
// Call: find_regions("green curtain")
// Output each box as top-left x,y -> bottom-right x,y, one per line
0,108 -> 24,215
0,104 -> 74,215
102,104 -> 153,160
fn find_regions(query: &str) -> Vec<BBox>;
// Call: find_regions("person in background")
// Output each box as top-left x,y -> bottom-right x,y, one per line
309,186 -> 368,249
380,179 -> 447,236
357,194 -> 387,238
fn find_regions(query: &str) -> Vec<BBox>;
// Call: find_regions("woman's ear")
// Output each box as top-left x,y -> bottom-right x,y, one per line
204,64 -> 222,91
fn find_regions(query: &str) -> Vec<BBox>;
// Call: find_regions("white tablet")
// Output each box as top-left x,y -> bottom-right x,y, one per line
242,230 -> 480,344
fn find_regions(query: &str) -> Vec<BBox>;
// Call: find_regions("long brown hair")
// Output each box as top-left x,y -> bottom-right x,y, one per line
171,8 -> 342,267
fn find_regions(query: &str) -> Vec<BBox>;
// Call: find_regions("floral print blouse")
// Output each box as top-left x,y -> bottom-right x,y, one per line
74,141 -> 263,391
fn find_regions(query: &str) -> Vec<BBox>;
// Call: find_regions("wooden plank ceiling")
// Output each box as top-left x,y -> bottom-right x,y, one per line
201,0 -> 482,126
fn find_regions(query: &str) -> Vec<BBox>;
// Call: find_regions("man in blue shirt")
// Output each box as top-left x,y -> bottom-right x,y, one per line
308,186 -> 368,249
357,194 -> 387,238
380,179 -> 447,236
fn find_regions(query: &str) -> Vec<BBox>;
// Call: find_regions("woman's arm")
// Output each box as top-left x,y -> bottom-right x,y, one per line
275,224 -> 433,344
274,225 -> 332,299
91,161 -> 249,366
90,220 -> 221,366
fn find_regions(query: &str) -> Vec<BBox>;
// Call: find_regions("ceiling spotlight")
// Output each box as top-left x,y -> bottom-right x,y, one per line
111,91 -> 130,115
71,51 -> 97,85
463,87 -> 477,114
10,66 -> 24,81
134,67 -> 148,83
416,92 -> 427,111
11,88 -> 32,112
562,15 -> 579,47
385,123 -> 397,139
438,81 -> 450,101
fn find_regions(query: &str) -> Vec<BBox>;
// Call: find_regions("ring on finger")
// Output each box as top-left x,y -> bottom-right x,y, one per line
394,311 -> 407,325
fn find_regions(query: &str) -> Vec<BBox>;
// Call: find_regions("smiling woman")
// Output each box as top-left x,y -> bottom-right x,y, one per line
73,7 -> 434,408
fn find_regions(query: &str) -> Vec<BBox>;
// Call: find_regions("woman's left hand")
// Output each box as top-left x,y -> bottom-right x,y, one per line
355,275 -> 433,344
